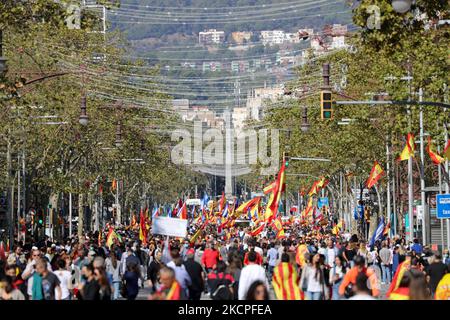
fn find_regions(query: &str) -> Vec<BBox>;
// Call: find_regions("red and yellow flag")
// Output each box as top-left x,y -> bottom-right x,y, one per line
295,244 -> 309,268
386,260 -> 411,298
426,137 -> 445,165
250,223 -> 265,237
264,160 -> 287,223
165,281 -> 182,300
272,262 -> 304,300
236,197 -> 260,213
366,161 -> 384,189
263,181 -> 276,194
398,133 -> 415,161
139,210 -> 148,245
219,192 -> 226,212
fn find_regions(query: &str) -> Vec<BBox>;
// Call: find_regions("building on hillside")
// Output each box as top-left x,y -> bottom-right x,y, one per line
199,29 -> 225,45
246,86 -> 284,121
231,60 -> 250,73
330,36 -> 346,49
331,24 -> 347,36
231,31 -> 253,44
172,99 -> 190,120
260,30 -> 286,46
232,107 -> 248,132
202,61 -> 222,72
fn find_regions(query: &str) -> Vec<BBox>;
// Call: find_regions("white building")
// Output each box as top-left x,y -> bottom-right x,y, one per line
330,36 -> 346,49
260,30 -> 286,46
199,29 -> 225,45
246,86 -> 285,121
232,107 -> 248,132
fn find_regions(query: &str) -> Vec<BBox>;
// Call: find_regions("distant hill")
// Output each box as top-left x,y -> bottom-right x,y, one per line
110,0 -> 352,41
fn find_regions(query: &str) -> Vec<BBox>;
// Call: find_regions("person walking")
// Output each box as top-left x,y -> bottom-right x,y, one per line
425,253 -> 448,297
238,251 -> 268,300
329,256 -> 346,300
105,251 -> 121,300
53,259 -> 72,300
379,241 -> 392,284
300,253 -> 328,300
183,248 -> 204,300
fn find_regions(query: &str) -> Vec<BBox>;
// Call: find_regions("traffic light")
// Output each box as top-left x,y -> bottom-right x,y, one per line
320,90 -> 333,120
283,151 -> 289,167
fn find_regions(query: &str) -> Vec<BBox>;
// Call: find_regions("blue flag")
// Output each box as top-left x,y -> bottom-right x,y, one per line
201,193 -> 209,210
369,216 -> 385,247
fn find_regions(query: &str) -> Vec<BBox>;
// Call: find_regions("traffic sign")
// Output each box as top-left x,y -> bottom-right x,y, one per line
436,194 -> 450,219
318,197 -> 329,208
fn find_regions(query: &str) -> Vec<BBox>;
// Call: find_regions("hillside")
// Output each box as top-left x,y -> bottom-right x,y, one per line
110,0 -> 352,41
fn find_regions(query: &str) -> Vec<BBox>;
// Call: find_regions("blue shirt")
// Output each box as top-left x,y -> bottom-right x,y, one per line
267,248 -> 278,267
411,243 -> 423,255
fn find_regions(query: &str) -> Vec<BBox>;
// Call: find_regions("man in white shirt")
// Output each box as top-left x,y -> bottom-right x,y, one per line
22,249 -> 52,298
325,240 -> 338,268
238,251 -> 269,300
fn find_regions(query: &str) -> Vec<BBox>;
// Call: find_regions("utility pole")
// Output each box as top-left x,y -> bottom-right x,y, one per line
419,88 -> 427,245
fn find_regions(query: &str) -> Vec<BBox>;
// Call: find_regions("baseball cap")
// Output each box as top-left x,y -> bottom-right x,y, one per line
186,248 -> 195,255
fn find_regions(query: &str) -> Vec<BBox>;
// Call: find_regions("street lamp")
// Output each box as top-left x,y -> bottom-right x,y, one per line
392,0 -> 413,13
301,107 -> 310,132
79,95 -> 88,126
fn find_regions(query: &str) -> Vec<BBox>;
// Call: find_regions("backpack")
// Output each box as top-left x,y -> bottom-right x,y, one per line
210,273 -> 234,301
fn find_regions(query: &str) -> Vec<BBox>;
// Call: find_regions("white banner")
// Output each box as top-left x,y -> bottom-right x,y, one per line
186,199 -> 201,206
152,217 -> 188,238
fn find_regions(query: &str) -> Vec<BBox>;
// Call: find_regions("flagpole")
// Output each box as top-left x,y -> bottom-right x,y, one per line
386,136 -> 391,236
419,88 -> 427,246
438,145 -> 444,250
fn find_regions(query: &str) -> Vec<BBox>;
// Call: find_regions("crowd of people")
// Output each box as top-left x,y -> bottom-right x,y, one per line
0,220 -> 449,301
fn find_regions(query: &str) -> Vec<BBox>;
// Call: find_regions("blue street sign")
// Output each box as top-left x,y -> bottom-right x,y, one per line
436,194 -> 450,219
318,197 -> 329,208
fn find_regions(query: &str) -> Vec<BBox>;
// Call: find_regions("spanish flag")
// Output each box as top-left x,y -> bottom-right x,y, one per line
426,137 -> 445,165
386,260 -> 411,298
295,244 -> 309,268
106,227 -> 122,248
250,223 -> 265,237
276,229 -> 286,239
165,281 -> 182,300
263,181 -> 276,194
139,210 -> 148,245
398,133 -> 415,161
308,180 -> 320,196
272,217 -> 283,232
366,161 -> 384,189
219,192 -> 226,212
236,197 -> 260,213
272,262 -> 304,300
264,160 -> 287,223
